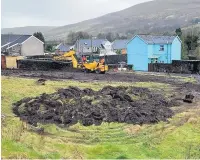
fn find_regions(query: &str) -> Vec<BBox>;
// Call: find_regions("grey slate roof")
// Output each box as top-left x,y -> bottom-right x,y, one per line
55,43 -> 70,52
8,35 -> 31,47
112,40 -> 130,50
76,39 -> 109,47
1,34 -> 22,46
1,34 -> 32,48
137,35 -> 177,44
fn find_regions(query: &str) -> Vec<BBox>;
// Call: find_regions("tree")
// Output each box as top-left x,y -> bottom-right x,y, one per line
184,35 -> 198,51
67,31 -> 90,45
33,32 -> 45,43
116,50 -> 121,55
97,33 -> 106,39
119,35 -> 128,39
45,44 -> 53,52
105,32 -> 115,42
163,32 -> 171,36
97,32 -> 127,41
175,28 -> 182,37
181,36 -> 189,60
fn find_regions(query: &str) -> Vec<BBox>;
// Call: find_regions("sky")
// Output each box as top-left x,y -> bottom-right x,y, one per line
1,0 -> 151,28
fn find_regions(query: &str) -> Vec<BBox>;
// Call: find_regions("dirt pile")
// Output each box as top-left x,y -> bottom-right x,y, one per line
13,86 -> 179,127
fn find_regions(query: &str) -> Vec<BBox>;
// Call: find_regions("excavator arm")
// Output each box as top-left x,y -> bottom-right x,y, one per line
53,50 -> 108,73
53,50 -> 78,68
63,50 -> 78,68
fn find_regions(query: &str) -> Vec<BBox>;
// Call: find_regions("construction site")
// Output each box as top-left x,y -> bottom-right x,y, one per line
2,61 -> 200,158
1,33 -> 200,158
1,14 -> 200,160
2,0 -> 200,158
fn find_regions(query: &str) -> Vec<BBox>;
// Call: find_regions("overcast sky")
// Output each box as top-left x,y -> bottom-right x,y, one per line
1,0 -> 151,28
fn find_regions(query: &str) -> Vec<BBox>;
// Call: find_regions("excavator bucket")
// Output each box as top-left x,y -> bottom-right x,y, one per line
183,94 -> 194,103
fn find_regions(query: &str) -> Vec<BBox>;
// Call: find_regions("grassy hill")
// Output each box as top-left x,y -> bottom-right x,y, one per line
2,0 -> 200,40
1,26 -> 57,35
42,0 -> 200,40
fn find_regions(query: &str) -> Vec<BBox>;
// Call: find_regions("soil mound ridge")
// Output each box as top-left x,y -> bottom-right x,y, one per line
13,86 -> 178,126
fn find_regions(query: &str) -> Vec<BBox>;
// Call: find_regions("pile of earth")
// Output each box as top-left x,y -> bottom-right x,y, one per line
12,86 -> 180,127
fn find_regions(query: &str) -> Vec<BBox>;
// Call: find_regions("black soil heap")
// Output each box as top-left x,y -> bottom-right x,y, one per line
13,86 -> 178,127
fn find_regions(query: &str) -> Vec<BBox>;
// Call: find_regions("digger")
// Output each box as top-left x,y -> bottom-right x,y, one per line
53,50 -> 108,74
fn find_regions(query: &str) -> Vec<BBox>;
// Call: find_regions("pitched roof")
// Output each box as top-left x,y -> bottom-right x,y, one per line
76,39 -> 109,47
1,34 -> 22,46
112,40 -> 130,50
8,35 -> 32,48
137,35 -> 177,44
1,34 -> 32,48
55,43 -> 70,52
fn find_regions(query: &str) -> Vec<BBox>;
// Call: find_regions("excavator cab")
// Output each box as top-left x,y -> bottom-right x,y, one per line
81,54 -> 108,74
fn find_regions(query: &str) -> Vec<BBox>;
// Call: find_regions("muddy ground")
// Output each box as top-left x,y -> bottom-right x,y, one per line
13,86 -> 181,127
1,69 -> 200,84
3,69 -> 200,127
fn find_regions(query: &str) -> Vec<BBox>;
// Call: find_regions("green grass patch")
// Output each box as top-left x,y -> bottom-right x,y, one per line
1,76 -> 200,159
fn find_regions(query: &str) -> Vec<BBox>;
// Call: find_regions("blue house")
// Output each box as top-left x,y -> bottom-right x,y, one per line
127,35 -> 182,71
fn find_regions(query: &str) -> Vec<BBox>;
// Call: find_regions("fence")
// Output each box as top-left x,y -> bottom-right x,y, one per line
17,59 -> 71,71
104,54 -> 127,65
148,60 -> 200,74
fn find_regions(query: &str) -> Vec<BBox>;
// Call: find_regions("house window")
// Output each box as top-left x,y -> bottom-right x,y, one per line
160,45 -> 164,51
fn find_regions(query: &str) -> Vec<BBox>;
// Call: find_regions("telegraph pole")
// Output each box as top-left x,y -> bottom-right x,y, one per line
8,32 -> 11,55
91,37 -> 93,54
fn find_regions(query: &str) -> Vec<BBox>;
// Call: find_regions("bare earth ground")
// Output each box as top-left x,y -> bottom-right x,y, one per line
1,69 -> 200,84
1,69 -> 200,159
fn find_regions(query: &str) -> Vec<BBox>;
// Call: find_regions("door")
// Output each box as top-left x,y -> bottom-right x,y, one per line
1,55 -> 6,69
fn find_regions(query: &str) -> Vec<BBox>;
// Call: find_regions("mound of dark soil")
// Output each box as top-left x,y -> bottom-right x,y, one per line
13,86 -> 179,127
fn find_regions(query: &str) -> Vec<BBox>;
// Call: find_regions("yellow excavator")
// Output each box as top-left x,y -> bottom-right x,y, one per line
53,50 -> 108,74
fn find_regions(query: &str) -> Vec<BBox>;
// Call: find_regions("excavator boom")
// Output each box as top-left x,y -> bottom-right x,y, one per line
53,50 -> 108,73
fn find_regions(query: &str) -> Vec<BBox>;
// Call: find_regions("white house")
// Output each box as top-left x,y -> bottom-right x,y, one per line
1,34 -> 44,56
74,39 -> 116,56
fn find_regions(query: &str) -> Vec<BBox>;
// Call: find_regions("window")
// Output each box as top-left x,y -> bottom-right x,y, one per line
160,45 -> 164,51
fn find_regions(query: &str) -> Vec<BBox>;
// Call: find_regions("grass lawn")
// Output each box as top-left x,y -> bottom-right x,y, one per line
1,76 -> 200,159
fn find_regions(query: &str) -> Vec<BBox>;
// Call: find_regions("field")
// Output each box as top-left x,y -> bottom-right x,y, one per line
1,70 -> 200,159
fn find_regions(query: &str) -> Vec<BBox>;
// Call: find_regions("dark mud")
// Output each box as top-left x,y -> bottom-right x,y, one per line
13,86 -> 180,127
2,69 -> 200,87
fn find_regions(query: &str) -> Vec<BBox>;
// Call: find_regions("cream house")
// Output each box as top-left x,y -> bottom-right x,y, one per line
1,34 -> 44,56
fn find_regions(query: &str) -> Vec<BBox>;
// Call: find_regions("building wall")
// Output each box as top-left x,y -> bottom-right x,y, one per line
75,41 -> 111,54
5,56 -> 24,68
171,37 -> 181,61
127,36 -> 148,71
21,36 -> 44,56
148,44 -> 172,63
77,46 -> 98,53
7,45 -> 21,56
121,49 -> 127,54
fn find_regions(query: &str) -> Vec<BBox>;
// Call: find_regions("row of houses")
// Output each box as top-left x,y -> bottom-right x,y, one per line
55,39 -> 128,56
1,34 -> 182,71
69,35 -> 181,71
